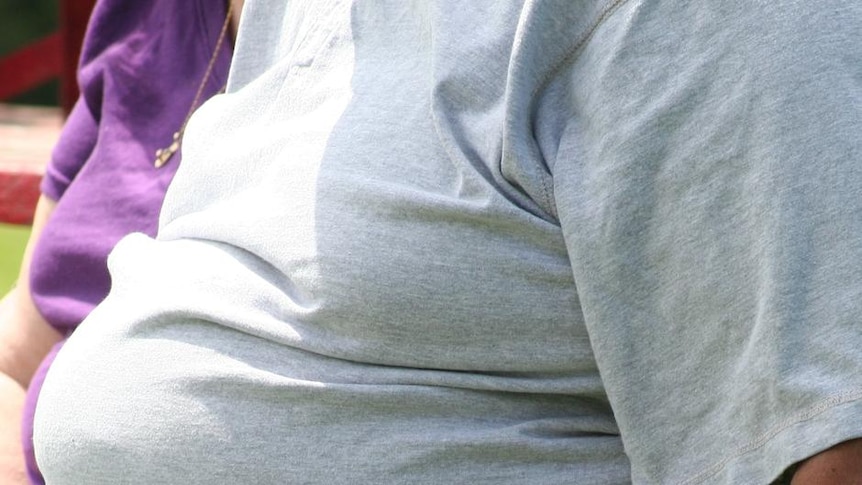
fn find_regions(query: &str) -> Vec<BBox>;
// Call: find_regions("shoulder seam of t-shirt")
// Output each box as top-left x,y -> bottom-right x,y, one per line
532,0 -> 633,103
530,0 -> 634,220
679,388 -> 862,485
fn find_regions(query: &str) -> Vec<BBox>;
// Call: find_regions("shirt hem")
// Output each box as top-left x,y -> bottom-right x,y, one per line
679,390 -> 862,484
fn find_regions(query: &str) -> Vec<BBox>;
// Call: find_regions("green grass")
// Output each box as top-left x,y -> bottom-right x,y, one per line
0,223 -> 30,294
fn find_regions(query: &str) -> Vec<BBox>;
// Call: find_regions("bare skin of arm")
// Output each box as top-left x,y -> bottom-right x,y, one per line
791,439 -> 862,485
230,0 -> 244,41
0,196 -> 63,484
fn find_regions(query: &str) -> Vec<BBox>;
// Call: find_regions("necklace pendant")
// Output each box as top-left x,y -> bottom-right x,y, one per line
154,132 -> 182,168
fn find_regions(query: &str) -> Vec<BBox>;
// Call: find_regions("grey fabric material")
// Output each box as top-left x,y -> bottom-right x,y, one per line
34,1 -> 862,483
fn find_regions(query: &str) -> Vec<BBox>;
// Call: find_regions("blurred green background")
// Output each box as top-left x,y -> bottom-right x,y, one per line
1,0 -> 57,292
0,225 -> 29,294
0,0 -> 61,106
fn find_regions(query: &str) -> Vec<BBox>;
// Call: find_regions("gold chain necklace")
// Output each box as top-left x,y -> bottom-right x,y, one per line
154,2 -> 234,168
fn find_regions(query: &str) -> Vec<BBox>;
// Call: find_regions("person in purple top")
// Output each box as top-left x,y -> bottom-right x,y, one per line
0,0 -> 240,482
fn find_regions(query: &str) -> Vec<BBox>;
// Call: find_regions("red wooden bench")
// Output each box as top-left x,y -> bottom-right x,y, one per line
0,0 -> 95,225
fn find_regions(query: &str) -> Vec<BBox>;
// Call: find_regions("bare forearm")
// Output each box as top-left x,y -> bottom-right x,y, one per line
0,293 -> 47,485
0,195 -> 62,484
0,372 -> 27,484
0,196 -> 62,386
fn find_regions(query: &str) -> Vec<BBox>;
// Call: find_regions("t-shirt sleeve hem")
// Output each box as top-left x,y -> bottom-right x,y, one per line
40,165 -> 70,202
40,97 -> 99,200
683,391 -> 862,484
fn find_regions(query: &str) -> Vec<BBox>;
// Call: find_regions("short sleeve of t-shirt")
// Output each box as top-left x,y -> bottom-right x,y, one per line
40,97 -> 98,201
547,1 -> 862,483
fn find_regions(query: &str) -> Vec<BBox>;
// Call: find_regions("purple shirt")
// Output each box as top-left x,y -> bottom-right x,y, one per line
22,1 -> 232,482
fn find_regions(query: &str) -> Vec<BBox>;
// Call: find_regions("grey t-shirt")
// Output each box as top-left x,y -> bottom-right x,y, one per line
34,1 -> 862,483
